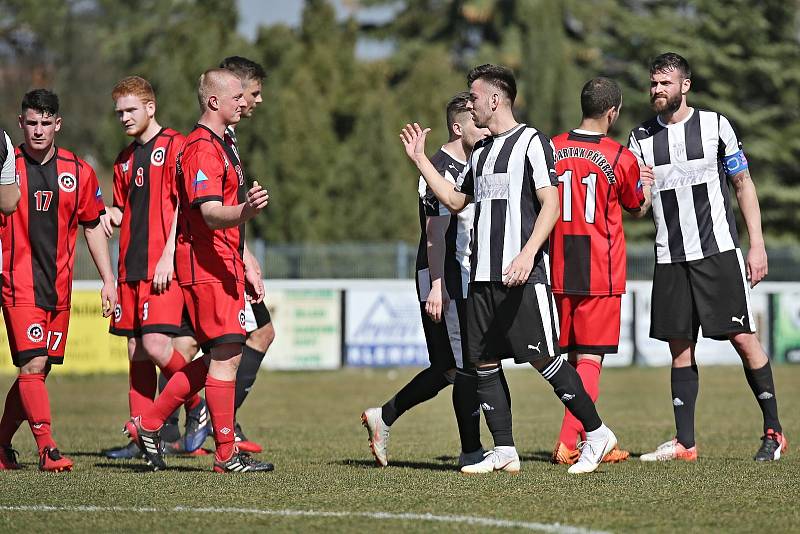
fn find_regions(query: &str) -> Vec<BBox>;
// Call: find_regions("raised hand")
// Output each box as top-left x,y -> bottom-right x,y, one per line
400,123 -> 431,163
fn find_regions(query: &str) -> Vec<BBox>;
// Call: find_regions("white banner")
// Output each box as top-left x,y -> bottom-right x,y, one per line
262,288 -> 342,370
345,284 -> 428,367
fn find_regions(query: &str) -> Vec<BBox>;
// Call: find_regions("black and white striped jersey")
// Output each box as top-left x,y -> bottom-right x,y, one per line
415,148 -> 473,301
628,109 -> 744,264
458,124 -> 558,284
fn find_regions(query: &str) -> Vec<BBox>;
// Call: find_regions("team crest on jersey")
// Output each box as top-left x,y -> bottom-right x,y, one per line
235,164 -> 244,186
58,172 -> 76,193
150,147 -> 166,167
238,309 -> 246,329
135,167 -> 145,187
114,304 -> 122,323
27,323 -> 45,343
122,161 -> 129,173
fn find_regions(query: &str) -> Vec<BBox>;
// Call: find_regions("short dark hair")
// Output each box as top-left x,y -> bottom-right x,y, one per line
580,77 -> 622,119
650,52 -> 691,79
21,89 -> 59,116
467,64 -> 517,104
219,56 -> 266,81
446,91 -> 472,138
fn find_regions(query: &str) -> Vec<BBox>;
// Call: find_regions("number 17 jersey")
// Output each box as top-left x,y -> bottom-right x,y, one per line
550,130 -> 643,296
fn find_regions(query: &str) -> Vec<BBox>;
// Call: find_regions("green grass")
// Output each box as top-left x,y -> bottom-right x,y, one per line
0,365 -> 797,533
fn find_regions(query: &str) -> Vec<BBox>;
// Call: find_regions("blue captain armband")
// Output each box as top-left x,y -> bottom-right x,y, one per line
723,150 -> 748,176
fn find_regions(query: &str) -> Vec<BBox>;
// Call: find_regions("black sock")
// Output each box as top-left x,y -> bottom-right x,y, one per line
158,372 -> 181,429
498,367 -> 511,410
538,357 -> 602,432
743,361 -> 781,434
477,366 -> 514,447
453,368 -> 482,453
235,344 -> 267,411
671,365 -> 699,448
381,367 -> 450,426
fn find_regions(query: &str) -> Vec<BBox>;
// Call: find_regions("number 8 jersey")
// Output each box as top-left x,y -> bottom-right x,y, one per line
550,130 -> 643,296
1,146 -> 104,310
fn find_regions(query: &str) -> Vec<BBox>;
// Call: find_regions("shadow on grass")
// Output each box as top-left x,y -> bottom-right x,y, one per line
70,451 -> 119,458
335,458 -> 456,472
93,462 -> 207,473
518,450 -> 555,463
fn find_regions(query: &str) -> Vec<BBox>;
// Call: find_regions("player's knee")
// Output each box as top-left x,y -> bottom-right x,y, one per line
20,356 -> 49,375
729,332 -> 766,363
531,356 -> 558,373
246,323 -> 274,353
141,333 -> 171,360
172,336 -> 199,361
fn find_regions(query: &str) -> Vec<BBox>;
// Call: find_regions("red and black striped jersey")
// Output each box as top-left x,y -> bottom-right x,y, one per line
113,128 -> 185,282
550,131 -> 643,296
175,124 -> 246,286
1,146 -> 105,310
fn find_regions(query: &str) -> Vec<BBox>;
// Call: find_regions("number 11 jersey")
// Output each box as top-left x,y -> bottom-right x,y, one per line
550,130 -> 643,296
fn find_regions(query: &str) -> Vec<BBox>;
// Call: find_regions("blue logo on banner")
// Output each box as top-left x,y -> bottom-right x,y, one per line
346,295 -> 428,367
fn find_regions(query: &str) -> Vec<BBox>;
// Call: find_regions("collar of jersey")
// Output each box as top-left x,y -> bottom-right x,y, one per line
493,123 -> 525,138
656,107 -> 695,128
571,128 -> 605,137
439,146 -> 467,165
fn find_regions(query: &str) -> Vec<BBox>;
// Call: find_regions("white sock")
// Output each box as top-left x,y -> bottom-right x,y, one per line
495,445 -> 518,457
585,423 -> 609,441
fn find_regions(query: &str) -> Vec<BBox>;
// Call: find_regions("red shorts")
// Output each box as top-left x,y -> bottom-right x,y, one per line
182,280 -> 245,352
109,280 -> 184,337
2,306 -> 71,367
555,294 -> 621,355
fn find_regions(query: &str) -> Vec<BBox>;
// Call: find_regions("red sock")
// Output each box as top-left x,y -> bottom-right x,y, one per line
205,375 -> 236,462
161,351 -> 202,411
161,350 -> 188,377
129,360 -> 157,419
18,374 -> 56,452
576,358 -> 602,441
0,378 -> 25,445
142,357 -> 207,431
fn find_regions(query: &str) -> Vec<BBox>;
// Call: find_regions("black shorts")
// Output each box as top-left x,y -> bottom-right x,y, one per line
420,299 -> 467,371
175,308 -> 195,338
466,282 -> 560,365
651,248 -> 755,341
248,300 -> 272,330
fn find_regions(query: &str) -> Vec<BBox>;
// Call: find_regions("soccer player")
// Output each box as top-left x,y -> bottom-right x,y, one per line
163,56 -> 273,454
0,128 -> 21,215
0,89 -> 116,471
549,78 -> 652,465
401,64 -> 618,475
361,92 -> 490,468
629,53 -> 787,462
101,76 -> 209,460
126,68 -> 273,472
219,56 -> 274,453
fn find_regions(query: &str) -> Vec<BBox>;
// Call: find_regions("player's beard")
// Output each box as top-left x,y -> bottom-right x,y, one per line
651,91 -> 682,115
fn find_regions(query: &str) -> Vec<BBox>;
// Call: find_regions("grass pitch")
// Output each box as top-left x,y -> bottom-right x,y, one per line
0,365 -> 797,533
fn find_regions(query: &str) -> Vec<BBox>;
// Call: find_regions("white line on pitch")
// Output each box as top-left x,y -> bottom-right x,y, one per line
0,505 -> 610,533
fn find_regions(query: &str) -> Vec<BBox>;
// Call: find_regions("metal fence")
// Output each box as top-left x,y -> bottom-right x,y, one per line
72,238 -> 800,281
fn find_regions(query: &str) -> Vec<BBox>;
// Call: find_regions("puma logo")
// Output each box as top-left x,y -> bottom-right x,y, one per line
448,164 -> 458,172
731,315 -> 745,326
527,342 -> 542,354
